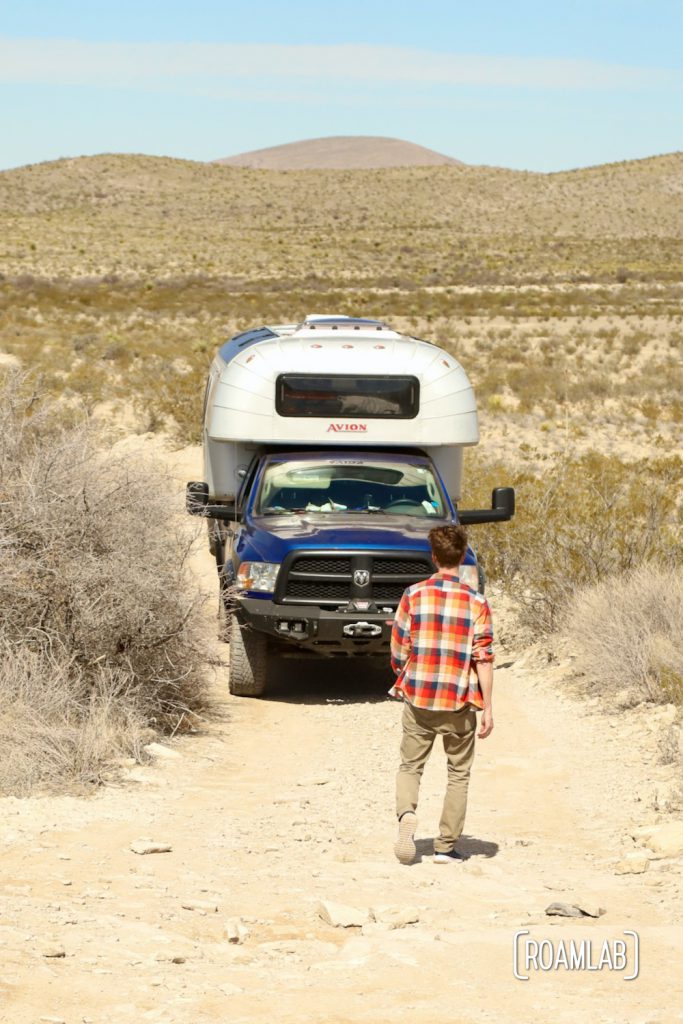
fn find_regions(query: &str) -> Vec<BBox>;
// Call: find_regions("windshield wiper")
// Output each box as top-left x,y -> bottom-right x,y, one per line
261,506 -> 391,516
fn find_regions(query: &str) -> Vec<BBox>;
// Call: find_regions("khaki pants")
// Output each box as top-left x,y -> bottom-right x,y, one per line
396,700 -> 477,854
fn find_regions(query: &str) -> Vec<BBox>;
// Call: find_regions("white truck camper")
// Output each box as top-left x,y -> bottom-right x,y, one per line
202,315 -> 479,507
187,316 -> 515,696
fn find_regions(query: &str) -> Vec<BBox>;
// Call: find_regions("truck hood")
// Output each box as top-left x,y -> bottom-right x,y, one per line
242,513 -> 462,563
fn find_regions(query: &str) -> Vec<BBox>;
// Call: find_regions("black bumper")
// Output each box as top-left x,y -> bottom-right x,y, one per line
236,596 -> 394,656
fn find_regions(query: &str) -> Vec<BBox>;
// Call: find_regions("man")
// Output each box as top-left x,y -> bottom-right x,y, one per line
390,524 -> 494,865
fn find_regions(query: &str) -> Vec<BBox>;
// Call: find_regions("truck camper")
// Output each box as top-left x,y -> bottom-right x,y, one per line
187,315 -> 514,696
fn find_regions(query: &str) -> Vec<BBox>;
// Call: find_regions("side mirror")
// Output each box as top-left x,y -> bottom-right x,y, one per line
458,486 -> 515,525
186,481 -> 239,521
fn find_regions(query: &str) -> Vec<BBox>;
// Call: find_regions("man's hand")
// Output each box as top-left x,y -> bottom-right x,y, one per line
478,707 -> 494,738
474,661 -> 494,738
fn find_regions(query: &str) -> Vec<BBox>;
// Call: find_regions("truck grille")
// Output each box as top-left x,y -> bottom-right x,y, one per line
279,553 -> 433,607
286,580 -> 351,602
372,582 -> 412,603
292,556 -> 353,575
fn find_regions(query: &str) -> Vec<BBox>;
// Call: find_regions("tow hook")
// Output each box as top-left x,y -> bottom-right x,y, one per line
343,621 -> 383,638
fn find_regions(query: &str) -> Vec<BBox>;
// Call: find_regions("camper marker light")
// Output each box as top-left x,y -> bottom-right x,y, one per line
236,562 -> 281,593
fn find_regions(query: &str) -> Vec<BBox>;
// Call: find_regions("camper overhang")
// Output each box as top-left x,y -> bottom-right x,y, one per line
206,329 -> 479,449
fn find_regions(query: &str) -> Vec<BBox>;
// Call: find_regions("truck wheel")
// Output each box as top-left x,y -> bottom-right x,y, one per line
228,614 -> 267,696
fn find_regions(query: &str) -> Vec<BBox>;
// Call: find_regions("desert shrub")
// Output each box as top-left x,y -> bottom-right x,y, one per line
0,645 -> 147,795
465,451 -> 683,633
129,355 -> 209,442
562,565 -> 683,705
0,372 -> 212,794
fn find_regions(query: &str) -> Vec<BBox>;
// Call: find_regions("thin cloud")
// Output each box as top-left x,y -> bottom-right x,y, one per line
0,38 -> 679,92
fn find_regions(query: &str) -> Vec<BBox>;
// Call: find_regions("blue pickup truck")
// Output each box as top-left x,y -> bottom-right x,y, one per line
186,316 -> 514,696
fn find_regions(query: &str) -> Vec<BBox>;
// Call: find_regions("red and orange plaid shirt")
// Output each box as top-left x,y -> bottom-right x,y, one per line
389,569 -> 494,712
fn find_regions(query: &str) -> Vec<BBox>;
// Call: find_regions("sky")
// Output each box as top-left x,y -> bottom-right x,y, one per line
0,0 -> 681,172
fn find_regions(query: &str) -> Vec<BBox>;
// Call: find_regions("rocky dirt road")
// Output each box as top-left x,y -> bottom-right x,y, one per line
2,444 -> 682,1024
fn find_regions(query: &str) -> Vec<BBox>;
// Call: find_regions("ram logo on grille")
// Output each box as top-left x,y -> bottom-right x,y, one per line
353,569 -> 370,587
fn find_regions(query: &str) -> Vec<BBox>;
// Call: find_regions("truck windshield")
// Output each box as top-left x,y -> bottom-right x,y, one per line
257,460 -> 446,518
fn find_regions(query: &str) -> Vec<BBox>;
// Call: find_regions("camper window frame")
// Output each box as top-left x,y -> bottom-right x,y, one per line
275,374 -> 420,420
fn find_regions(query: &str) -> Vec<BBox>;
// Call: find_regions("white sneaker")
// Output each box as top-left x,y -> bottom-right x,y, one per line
433,848 -> 468,864
394,812 -> 417,865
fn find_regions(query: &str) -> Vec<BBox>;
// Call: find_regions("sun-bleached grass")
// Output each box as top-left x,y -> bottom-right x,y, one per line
0,645 -> 148,795
0,373 -> 213,795
562,565 -> 683,707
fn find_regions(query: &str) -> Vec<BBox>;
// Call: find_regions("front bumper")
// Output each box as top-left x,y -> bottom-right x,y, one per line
236,596 -> 393,656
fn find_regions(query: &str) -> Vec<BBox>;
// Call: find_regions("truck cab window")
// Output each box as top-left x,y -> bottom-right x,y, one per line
257,459 -> 445,518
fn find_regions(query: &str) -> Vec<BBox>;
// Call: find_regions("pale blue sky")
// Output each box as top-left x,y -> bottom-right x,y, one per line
0,0 -> 681,171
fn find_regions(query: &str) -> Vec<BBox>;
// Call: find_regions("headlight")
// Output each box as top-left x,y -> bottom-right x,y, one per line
459,563 -> 481,593
236,562 -> 281,593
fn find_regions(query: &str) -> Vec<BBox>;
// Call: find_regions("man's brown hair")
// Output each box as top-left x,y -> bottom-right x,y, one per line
428,524 -> 469,568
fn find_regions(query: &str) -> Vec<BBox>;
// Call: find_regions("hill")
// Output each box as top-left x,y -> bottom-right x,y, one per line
1,151 -> 681,284
214,135 -> 463,169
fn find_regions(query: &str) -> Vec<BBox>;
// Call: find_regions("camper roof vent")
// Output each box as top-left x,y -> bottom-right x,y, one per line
299,315 -> 390,332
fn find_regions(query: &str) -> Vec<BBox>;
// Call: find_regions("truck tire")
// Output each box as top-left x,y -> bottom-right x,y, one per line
215,527 -> 233,642
228,614 -> 267,696
218,589 -> 232,643
212,521 -> 228,568
207,519 -> 218,557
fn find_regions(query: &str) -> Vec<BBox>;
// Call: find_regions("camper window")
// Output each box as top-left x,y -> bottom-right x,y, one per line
276,375 -> 419,419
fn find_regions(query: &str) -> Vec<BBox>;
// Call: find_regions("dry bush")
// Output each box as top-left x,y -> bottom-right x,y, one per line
562,565 -> 683,706
0,645 -> 145,795
0,373 -> 212,795
467,451 -> 683,633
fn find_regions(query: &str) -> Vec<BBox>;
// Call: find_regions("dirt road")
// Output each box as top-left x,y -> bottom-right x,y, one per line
2,444 -> 682,1024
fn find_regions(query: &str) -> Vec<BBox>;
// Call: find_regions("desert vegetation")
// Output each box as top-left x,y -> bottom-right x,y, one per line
0,373 -> 212,795
564,564 -> 683,706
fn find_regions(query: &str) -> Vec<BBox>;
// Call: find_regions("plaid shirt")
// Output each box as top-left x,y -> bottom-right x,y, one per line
389,569 -> 494,712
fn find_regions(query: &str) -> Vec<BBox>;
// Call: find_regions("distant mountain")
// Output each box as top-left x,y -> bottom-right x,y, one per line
214,135 -> 464,170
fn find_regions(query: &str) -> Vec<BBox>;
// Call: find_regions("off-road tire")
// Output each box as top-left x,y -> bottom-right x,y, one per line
207,519 -> 218,557
228,614 -> 267,696
217,585 -> 232,643
211,521 -> 229,567
214,525 -> 232,641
